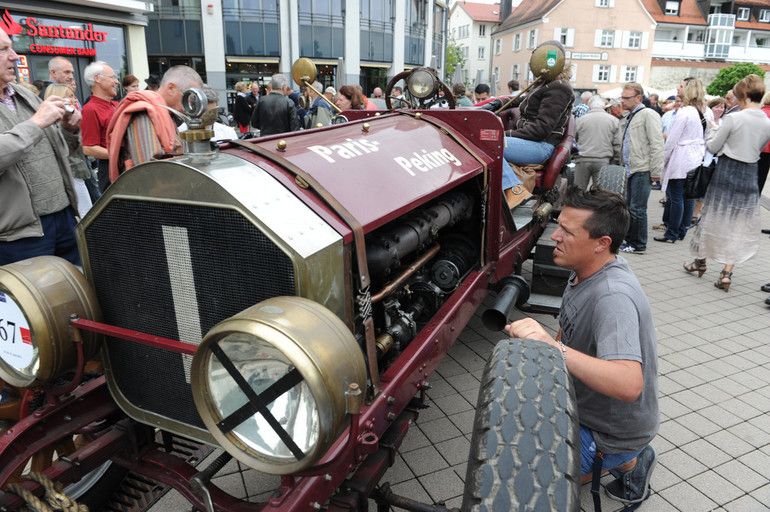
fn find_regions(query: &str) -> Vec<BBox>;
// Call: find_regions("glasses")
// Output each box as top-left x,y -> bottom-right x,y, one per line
98,73 -> 117,80
620,95 -> 638,100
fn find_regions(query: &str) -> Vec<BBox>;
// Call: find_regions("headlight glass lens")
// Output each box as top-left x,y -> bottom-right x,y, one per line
407,69 -> 436,99
207,332 -> 320,461
0,291 -> 39,382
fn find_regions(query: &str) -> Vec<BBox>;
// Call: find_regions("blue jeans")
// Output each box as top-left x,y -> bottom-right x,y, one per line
580,425 -> 641,475
502,137 -> 555,190
0,209 -> 81,266
626,172 -> 651,250
662,178 -> 694,241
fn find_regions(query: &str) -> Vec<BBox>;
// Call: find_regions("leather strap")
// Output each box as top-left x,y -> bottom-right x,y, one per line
591,450 -> 604,512
230,139 -> 380,394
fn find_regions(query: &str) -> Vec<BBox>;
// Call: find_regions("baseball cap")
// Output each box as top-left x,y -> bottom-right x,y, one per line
324,86 -> 336,95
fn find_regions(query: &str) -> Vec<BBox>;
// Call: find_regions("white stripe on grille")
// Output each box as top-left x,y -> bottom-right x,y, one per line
162,225 -> 203,383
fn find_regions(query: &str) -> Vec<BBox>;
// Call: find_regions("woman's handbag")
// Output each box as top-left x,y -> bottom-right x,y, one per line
684,161 -> 715,199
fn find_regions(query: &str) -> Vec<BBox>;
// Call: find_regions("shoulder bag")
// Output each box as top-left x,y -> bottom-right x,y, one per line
684,108 -> 713,199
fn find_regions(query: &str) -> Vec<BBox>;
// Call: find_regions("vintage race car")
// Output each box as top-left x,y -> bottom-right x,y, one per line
0,53 -> 582,512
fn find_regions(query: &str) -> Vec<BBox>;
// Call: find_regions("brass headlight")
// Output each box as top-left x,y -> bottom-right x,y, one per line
191,297 -> 366,474
0,257 -> 102,387
407,69 -> 437,99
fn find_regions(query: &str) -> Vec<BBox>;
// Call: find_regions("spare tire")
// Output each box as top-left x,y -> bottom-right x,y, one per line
462,339 -> 580,512
593,164 -> 626,195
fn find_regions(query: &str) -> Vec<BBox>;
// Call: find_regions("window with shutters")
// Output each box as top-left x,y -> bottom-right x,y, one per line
479,24 -> 486,37
495,38 -> 502,54
624,66 -> 637,82
600,29 -> 614,47
628,31 -> 642,48
478,46 -> 485,59
559,28 -> 569,45
528,29 -> 537,48
514,33 -> 521,51
596,65 -> 610,82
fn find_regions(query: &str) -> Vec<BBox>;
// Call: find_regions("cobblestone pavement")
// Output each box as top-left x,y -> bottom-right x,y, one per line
150,190 -> 770,511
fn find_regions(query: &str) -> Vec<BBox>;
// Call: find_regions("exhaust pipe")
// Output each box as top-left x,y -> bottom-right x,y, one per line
482,275 -> 530,331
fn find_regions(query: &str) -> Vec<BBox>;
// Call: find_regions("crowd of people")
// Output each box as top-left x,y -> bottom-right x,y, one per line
7,24 -> 770,508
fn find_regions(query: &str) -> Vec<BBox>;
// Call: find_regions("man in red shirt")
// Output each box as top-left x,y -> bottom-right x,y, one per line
81,61 -> 118,191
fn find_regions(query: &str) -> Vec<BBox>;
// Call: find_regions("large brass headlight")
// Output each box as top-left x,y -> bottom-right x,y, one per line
191,297 -> 366,475
0,257 -> 102,387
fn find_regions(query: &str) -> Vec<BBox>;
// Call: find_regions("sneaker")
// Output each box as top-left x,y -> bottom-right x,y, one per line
619,244 -> 645,254
605,445 -> 657,504
651,223 -> 666,231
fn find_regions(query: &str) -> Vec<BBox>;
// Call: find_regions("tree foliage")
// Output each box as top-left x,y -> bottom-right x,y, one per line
706,62 -> 765,97
444,42 -> 465,83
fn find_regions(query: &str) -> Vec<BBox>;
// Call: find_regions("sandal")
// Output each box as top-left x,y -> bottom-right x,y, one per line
683,258 -> 707,278
715,270 -> 732,292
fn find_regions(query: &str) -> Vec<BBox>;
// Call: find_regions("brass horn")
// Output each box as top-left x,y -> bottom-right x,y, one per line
291,57 -> 341,114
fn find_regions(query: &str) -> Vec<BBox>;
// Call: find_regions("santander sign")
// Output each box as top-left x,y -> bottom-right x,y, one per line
0,9 -> 108,43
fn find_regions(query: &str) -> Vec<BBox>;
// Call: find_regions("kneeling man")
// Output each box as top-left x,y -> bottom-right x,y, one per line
507,187 -> 659,506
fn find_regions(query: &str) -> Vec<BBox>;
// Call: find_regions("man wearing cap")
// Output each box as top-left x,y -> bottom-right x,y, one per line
323,86 -> 336,104
0,28 -> 82,265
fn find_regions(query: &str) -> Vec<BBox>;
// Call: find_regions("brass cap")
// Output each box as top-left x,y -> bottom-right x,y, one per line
276,140 -> 287,152
180,129 -> 215,142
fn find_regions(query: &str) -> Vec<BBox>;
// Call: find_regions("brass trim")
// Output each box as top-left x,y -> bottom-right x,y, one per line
0,257 -> 102,387
77,155 -> 345,443
191,297 -> 366,474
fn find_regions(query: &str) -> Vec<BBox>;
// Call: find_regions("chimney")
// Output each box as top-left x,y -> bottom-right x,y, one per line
500,0 -> 513,22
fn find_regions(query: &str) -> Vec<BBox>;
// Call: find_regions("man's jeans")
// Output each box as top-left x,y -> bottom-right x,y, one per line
0,208 -> 81,266
574,157 -> 609,190
662,178 -> 694,241
579,425 -> 640,475
626,171 -> 651,250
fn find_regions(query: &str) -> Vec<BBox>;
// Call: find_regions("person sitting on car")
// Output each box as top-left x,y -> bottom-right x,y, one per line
506,187 -> 659,508
501,65 -> 574,207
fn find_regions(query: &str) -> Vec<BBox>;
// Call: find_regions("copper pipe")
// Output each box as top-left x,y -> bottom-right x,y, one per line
371,244 -> 441,303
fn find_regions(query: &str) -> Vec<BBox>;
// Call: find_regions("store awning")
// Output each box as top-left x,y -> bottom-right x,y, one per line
360,62 -> 391,69
226,56 -> 280,64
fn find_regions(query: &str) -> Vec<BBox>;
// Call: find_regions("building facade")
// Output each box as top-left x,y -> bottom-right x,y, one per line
448,1 -> 501,87
644,0 -> 770,92
144,0 -> 449,97
0,1 -> 151,103
491,0 -> 655,94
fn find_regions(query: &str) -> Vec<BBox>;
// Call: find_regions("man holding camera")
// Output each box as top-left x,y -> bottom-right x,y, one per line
0,28 -> 82,266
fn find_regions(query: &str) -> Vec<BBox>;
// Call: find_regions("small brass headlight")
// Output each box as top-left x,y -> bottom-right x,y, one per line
0,257 -> 102,387
191,297 -> 366,475
406,69 -> 437,100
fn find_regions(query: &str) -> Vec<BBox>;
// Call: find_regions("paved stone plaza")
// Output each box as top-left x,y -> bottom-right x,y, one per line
151,190 -> 770,511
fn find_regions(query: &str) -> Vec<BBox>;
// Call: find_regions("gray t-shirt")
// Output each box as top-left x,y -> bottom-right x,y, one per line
560,256 -> 659,453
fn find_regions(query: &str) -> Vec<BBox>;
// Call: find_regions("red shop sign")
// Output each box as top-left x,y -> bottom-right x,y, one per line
0,9 -> 108,43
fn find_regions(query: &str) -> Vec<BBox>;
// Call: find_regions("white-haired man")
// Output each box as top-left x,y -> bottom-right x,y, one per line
0,28 -> 82,265
249,74 -> 300,136
572,90 -> 593,118
81,61 -> 118,191
574,95 -> 620,190
157,65 -> 204,112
